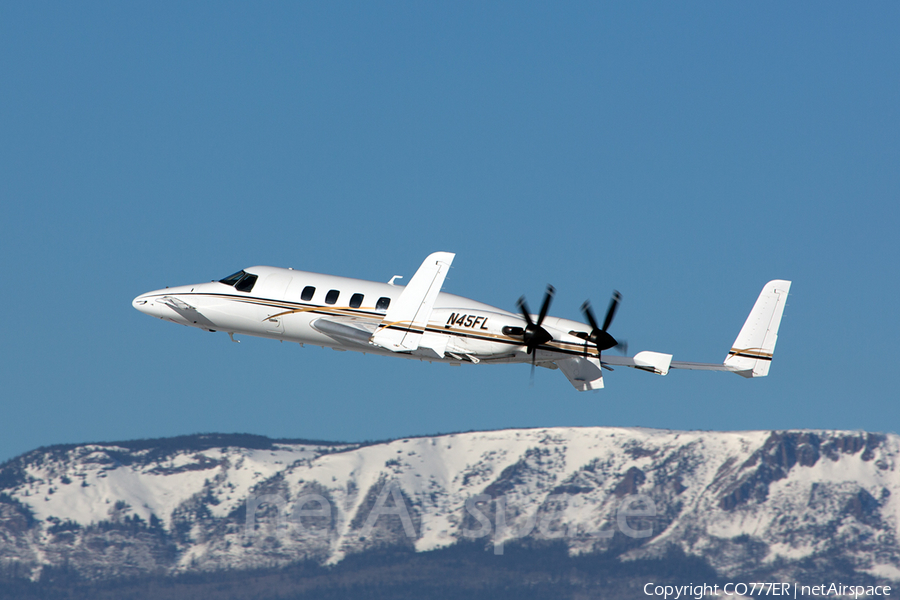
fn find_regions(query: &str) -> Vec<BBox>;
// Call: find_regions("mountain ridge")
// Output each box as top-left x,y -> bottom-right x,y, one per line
1,426 -> 897,587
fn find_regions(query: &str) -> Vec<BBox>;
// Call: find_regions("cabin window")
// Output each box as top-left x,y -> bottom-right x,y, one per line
376,297 -> 391,311
234,274 -> 258,293
325,289 -> 340,305
301,286 -> 315,301
349,293 -> 364,309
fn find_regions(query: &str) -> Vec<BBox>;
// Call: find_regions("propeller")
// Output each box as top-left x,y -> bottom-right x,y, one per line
515,285 -> 556,380
580,290 -> 625,360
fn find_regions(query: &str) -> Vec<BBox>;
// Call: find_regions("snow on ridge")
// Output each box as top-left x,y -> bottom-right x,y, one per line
1,426 -> 898,580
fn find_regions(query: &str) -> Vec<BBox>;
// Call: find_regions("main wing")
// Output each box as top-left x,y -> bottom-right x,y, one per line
369,251 -> 455,354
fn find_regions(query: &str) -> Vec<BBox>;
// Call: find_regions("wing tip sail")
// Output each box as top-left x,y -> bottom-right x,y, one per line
723,279 -> 791,377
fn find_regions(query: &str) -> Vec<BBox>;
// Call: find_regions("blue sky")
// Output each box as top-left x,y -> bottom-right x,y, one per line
1,3 -> 898,463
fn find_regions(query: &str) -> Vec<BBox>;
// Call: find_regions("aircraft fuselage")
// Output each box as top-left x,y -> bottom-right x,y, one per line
132,265 -> 591,366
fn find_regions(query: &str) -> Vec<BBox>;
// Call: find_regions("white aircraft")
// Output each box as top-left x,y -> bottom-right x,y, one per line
132,252 -> 790,391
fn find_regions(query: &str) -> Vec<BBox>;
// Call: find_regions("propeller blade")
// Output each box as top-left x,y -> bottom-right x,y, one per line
602,290 -> 621,332
536,285 -> 555,326
517,286 -> 556,356
516,296 -> 534,328
580,291 -> 623,357
581,300 -> 600,333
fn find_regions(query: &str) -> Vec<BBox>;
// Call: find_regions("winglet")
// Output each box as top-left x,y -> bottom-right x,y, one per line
724,280 -> 791,377
370,252 -> 455,352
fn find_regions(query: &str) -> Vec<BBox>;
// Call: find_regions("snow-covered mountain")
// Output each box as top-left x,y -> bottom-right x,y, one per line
0,427 -> 897,583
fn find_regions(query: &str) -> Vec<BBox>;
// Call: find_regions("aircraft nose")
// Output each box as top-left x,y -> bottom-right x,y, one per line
132,293 -> 160,318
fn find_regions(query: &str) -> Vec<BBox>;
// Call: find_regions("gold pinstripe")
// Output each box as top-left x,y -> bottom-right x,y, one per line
159,292 -> 599,357
728,347 -> 773,360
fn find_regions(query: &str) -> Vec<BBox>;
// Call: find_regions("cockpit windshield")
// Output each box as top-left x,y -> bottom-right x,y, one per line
219,270 -> 258,293
219,271 -> 245,286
